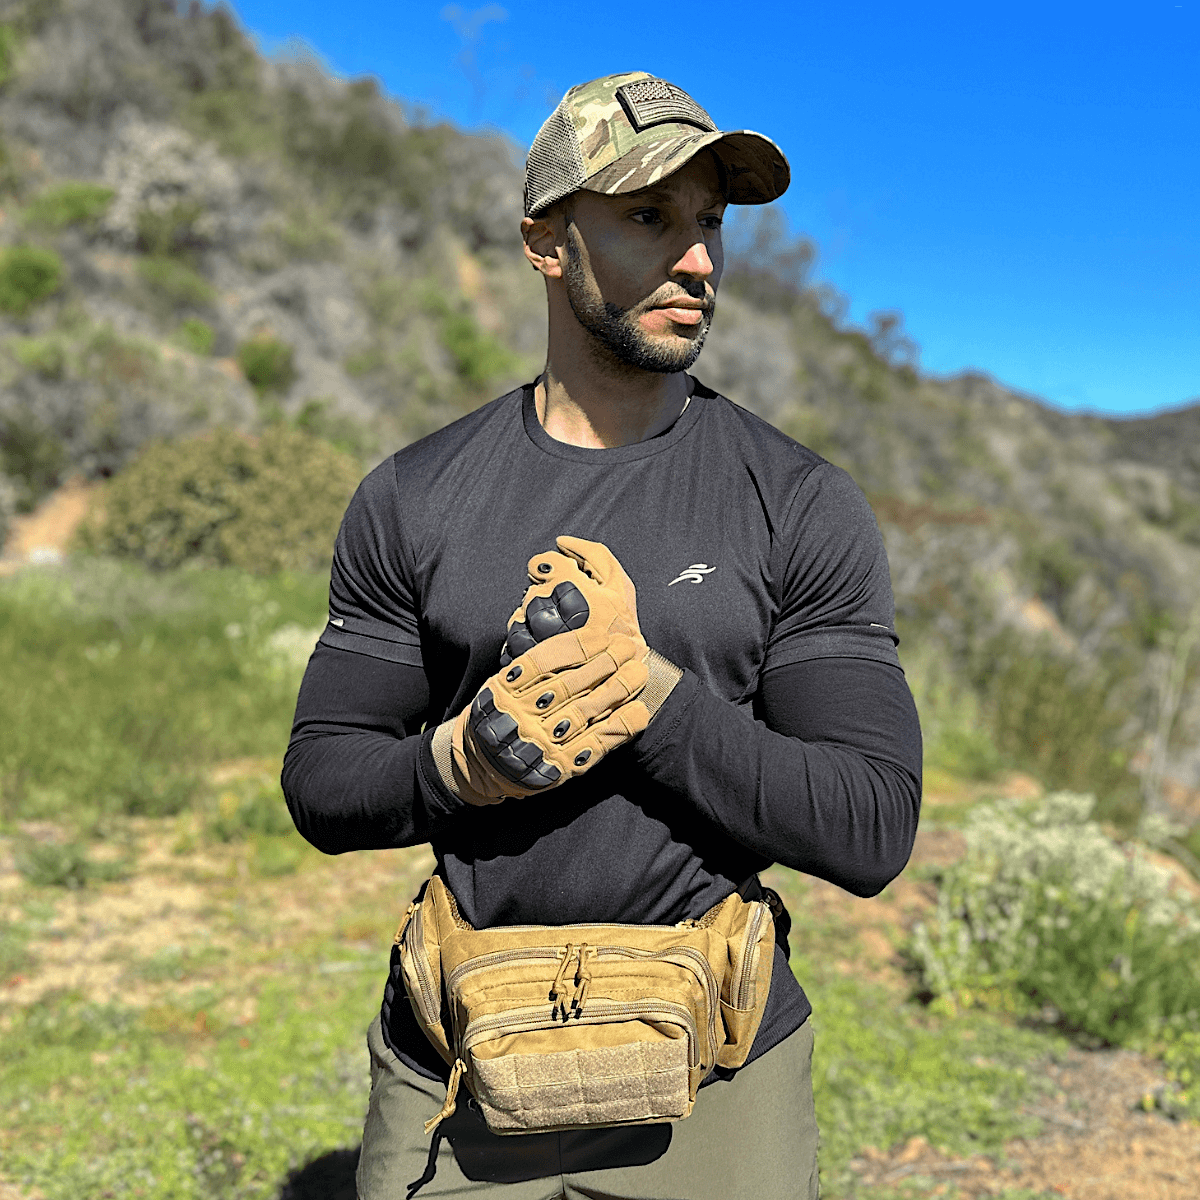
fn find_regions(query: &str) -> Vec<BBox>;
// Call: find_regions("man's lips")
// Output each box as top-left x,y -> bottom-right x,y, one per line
651,298 -> 710,327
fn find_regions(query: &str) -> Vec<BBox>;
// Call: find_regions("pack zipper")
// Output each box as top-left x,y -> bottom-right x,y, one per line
593,945 -> 719,1061
460,999 -> 701,1067
446,943 -> 719,1060
448,943 -> 716,1002
731,902 -> 768,1010
441,888 -> 719,935
445,945 -> 563,993
405,901 -> 441,1025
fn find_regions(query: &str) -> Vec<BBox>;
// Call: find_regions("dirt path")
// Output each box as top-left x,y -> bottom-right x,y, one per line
0,478 -> 97,575
849,1044 -> 1200,1198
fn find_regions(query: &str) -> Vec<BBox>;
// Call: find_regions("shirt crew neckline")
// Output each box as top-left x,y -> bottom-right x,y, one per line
520,377 -> 710,463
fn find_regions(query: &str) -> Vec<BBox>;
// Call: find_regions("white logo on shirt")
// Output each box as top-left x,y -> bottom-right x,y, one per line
668,564 -> 716,586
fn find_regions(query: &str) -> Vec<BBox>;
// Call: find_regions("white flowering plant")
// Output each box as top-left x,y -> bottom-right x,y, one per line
910,793 -> 1200,1051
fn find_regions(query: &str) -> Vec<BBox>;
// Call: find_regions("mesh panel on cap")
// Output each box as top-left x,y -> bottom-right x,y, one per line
524,98 -> 587,216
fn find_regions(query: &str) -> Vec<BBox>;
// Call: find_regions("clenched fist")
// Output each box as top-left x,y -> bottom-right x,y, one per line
430,538 -> 681,807
502,537 -> 643,666
506,536 -> 682,730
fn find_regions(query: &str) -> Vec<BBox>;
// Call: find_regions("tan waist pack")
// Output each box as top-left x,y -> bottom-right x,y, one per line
395,874 -> 775,1137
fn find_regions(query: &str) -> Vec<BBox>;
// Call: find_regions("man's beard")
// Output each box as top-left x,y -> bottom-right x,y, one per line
563,225 -> 714,374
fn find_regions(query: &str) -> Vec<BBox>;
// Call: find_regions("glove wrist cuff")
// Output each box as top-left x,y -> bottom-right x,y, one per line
641,649 -> 683,720
431,720 -> 461,799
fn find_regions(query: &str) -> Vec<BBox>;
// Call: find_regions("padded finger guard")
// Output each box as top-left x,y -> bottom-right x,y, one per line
501,581 -> 589,665
469,687 -> 562,790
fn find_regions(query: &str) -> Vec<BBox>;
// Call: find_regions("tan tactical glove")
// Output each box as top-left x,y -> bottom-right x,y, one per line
502,537 -> 643,665
435,630 -> 649,806
431,538 -> 680,807
505,537 -> 683,723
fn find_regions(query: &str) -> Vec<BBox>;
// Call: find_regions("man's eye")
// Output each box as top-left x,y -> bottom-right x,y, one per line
630,209 -> 662,226
700,214 -> 724,230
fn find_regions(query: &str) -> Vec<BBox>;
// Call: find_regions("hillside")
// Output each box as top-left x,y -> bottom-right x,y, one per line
0,0 -> 1197,820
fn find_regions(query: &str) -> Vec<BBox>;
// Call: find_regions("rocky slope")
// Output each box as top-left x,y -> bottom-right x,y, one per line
0,0 -> 1197,813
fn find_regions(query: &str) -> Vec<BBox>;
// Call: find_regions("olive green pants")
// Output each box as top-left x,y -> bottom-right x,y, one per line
356,1015 -> 820,1199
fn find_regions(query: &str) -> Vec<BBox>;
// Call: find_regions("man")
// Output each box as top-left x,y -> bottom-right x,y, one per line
283,71 -> 922,1199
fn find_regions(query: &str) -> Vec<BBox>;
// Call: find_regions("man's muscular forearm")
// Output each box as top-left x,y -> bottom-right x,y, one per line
281,646 -> 463,853
283,642 -> 920,893
631,658 -> 922,897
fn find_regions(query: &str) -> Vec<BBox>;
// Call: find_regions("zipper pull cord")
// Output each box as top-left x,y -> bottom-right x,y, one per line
424,1058 -> 465,1136
572,944 -> 595,1016
394,901 -> 418,946
550,945 -> 577,1019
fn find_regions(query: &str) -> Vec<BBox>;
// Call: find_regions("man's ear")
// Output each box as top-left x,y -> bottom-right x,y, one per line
521,215 -> 564,279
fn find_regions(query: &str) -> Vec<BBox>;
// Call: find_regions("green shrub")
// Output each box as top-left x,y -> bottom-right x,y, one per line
440,309 -> 518,386
10,333 -> 67,378
136,200 -> 206,257
971,631 -> 1134,810
277,211 -> 342,260
1162,1030 -> 1200,1119
22,181 -> 114,229
80,324 -> 161,384
137,255 -> 216,308
1021,537 -> 1085,614
293,396 -> 378,459
421,287 -> 518,387
237,332 -> 296,395
0,22 -> 17,89
206,785 -> 295,843
84,426 -> 360,573
910,793 -> 1200,1045
0,409 -> 67,510
173,316 -> 215,355
13,839 -> 131,888
906,649 -> 1003,782
0,244 -> 63,314
1182,823 -> 1200,869
343,344 -> 385,377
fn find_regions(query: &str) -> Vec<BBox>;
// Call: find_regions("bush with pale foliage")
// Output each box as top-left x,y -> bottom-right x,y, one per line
81,426 -> 361,573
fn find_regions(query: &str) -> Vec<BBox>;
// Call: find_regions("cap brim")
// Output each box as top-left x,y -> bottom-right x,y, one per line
582,128 -> 790,205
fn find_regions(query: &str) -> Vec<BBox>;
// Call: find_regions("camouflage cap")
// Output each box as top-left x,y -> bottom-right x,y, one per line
524,71 -> 790,217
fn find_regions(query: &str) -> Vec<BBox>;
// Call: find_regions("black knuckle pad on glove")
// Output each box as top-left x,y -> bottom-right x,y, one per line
501,620 -> 537,666
524,583 -> 590,643
501,582 -> 589,665
525,595 -> 565,642
468,689 -> 561,789
552,582 -> 590,629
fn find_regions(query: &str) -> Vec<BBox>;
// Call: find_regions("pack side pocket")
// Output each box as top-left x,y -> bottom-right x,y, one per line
716,899 -> 774,1070
397,897 -> 452,1063
717,998 -> 758,1067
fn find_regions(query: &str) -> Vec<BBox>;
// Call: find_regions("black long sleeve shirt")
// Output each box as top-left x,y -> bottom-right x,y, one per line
282,380 -> 922,1076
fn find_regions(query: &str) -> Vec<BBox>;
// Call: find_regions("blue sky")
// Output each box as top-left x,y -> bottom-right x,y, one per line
226,0 -> 1199,417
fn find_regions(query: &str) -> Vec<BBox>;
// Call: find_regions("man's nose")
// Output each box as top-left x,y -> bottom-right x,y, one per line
671,239 -> 715,280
